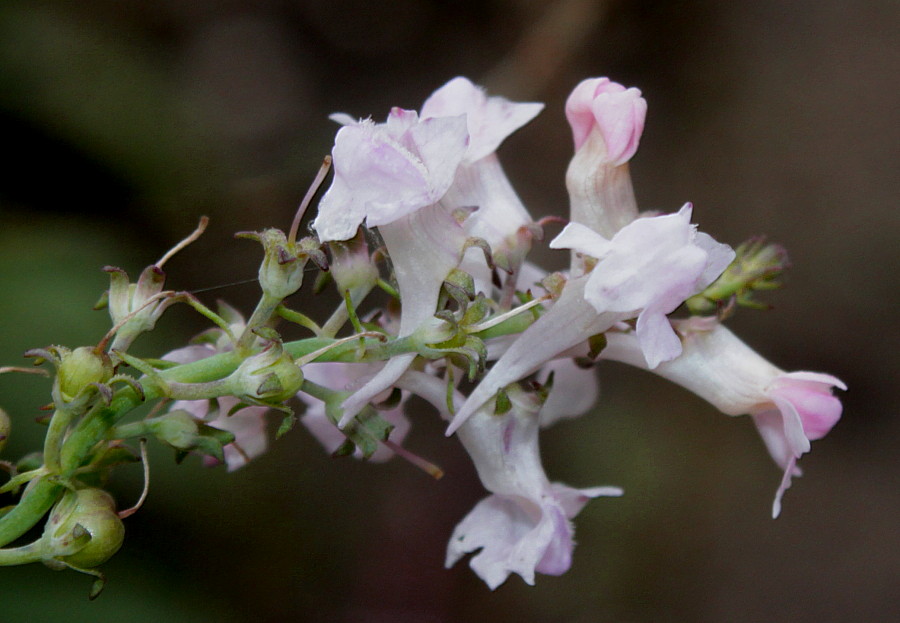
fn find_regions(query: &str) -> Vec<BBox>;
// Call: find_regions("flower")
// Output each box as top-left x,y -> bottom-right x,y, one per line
564,77 -> 647,244
550,203 -> 735,368
565,77 -> 646,164
312,109 -> 469,242
421,76 -> 544,295
396,371 -> 620,589
312,108 -> 471,426
446,205 -> 732,435
601,321 -> 845,516
104,265 -> 177,352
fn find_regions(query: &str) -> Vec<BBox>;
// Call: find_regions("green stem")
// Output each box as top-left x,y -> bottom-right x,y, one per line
43,408 -> 76,473
0,310 -> 539,549
238,292 -> 282,350
0,539 -> 45,565
0,479 -> 62,547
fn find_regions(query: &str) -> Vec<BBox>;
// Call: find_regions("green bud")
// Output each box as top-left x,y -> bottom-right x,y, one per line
231,341 -> 304,403
148,410 -> 201,450
239,229 -> 309,300
56,347 -> 113,403
43,488 -> 125,569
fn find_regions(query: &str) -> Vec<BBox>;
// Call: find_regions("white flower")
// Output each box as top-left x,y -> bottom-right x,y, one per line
564,77 -> 647,242
601,322 -> 845,517
397,371 -> 620,589
550,203 -> 735,368
447,205 -> 732,435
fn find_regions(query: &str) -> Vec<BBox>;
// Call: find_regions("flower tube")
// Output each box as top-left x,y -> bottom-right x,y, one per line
564,77 -> 647,265
313,108 -> 470,426
397,371 -> 620,589
600,321 -> 845,517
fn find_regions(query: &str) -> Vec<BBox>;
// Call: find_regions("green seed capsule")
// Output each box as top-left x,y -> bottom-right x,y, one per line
45,488 -> 125,569
56,347 -> 113,402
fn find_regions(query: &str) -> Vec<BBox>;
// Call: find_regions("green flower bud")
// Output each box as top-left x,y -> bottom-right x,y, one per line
43,488 -> 124,569
56,347 -> 114,403
231,341 -> 304,403
148,410 -> 201,450
239,229 -> 308,300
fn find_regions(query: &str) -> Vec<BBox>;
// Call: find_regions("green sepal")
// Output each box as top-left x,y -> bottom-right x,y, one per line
252,326 -> 282,343
460,294 -> 491,327
587,333 -> 608,360
16,452 -> 43,473
494,389 -> 511,416
140,411 -> 236,463
331,439 -> 356,458
275,411 -> 297,440
444,268 -> 476,303
533,371 -> 554,404
325,401 -> 393,460
89,573 -> 106,600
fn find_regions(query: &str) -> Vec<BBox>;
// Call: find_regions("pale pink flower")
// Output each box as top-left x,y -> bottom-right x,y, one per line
397,371 -> 620,589
601,322 -> 845,516
550,203 -> 734,368
312,108 -> 470,426
448,205 -> 731,433
564,77 -> 647,243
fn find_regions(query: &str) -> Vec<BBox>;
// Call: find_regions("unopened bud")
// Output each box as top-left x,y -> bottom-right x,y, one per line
148,410 -> 201,450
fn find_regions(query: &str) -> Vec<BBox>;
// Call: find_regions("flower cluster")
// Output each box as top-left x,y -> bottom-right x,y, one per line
0,76 -> 844,596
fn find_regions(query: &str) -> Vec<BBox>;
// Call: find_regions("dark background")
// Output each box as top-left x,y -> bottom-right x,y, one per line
1,1 -> 897,621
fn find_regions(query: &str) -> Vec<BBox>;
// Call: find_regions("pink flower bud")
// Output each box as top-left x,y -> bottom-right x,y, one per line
565,77 -> 647,164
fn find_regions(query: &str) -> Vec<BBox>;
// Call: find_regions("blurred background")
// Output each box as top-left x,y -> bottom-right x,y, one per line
1,0 -> 897,621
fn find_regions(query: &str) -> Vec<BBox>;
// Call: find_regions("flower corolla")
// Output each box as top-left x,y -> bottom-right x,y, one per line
564,77 -> 647,243
550,203 -> 735,368
601,322 -> 845,516
397,371 -> 620,589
